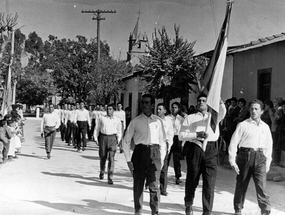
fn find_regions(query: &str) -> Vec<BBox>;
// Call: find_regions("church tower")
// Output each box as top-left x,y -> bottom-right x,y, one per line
127,13 -> 148,65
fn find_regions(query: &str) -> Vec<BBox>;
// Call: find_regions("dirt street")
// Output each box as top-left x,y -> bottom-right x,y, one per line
0,119 -> 284,215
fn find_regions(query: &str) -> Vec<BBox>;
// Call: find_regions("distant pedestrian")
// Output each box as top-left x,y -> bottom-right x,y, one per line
114,102 -> 126,153
123,94 -> 166,215
229,99 -> 272,215
40,103 -> 60,159
75,101 -> 91,152
94,104 -> 122,185
157,103 -> 174,196
168,102 -> 184,185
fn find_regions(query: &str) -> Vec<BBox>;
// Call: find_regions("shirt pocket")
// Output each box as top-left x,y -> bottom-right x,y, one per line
149,121 -> 159,133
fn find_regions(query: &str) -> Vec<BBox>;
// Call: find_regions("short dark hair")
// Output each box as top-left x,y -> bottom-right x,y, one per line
117,102 -> 122,106
197,93 -> 207,101
107,103 -> 116,110
157,103 -> 167,109
238,98 -> 246,105
231,97 -> 238,103
264,100 -> 273,109
250,99 -> 264,110
142,94 -> 155,104
0,119 -> 6,127
171,102 -> 181,109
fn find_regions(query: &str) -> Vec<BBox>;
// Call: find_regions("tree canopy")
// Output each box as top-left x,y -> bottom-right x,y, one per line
140,25 -> 208,102
15,32 -> 130,106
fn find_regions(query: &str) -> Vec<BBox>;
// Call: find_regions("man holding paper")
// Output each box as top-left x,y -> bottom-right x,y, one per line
179,93 -> 226,215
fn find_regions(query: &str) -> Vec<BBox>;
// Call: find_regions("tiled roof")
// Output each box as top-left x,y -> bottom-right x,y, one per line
229,32 -> 285,53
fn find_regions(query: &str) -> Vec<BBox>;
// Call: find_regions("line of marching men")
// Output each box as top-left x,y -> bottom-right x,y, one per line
41,95 -> 272,215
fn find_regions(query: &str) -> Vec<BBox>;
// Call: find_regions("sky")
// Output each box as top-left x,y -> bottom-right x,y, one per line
1,0 -> 285,60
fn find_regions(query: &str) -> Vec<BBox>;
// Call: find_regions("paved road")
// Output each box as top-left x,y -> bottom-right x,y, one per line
0,119 -> 284,215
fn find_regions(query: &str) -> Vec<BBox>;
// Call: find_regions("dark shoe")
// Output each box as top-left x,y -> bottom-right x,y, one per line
47,153 -> 51,159
99,173 -> 104,179
82,147 -> 85,151
120,149 -> 124,153
108,179 -> 113,185
77,148 -> 81,152
161,191 -> 168,196
261,211 -> 270,215
234,211 -> 242,215
176,178 -> 182,184
185,206 -> 193,215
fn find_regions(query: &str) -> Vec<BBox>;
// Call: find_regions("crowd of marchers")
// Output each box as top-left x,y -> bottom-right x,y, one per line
39,94 -> 280,215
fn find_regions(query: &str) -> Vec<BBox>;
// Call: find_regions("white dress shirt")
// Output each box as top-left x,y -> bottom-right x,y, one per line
114,110 -> 126,130
179,104 -> 226,148
169,114 -> 184,135
94,115 -> 122,143
41,111 -> 60,132
123,113 -> 166,162
75,109 -> 91,126
160,115 -> 174,162
67,110 -> 77,123
228,118 -> 273,171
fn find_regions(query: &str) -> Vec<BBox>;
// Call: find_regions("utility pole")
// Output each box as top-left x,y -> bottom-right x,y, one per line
82,9 -> 116,62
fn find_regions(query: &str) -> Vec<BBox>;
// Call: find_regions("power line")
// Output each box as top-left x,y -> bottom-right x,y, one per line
82,9 -> 116,62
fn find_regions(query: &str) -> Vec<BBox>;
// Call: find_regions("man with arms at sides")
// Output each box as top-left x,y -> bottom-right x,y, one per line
228,99 -> 272,215
41,103 -> 60,159
123,94 -> 166,215
168,102 -> 184,185
157,103 -> 174,196
179,93 -> 226,215
114,102 -> 126,153
94,104 -> 122,184
75,101 -> 91,152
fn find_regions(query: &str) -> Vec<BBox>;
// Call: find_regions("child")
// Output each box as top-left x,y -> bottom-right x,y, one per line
0,119 -> 12,163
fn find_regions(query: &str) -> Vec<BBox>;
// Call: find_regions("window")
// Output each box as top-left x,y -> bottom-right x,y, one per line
258,68 -> 271,102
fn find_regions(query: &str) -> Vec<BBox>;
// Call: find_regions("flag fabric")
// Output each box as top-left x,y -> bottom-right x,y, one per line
201,1 -> 233,150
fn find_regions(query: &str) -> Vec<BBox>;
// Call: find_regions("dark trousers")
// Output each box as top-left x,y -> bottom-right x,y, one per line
98,133 -> 117,179
60,122 -> 66,141
234,148 -> 271,213
65,120 -> 72,144
90,119 -> 96,139
44,127 -> 57,154
132,144 -> 161,215
168,135 -> 182,179
77,121 -> 88,149
160,152 -> 169,193
185,142 -> 217,215
2,140 -> 10,160
72,123 -> 78,146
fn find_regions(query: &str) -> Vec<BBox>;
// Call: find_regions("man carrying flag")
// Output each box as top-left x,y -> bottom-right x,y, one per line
178,1 -> 233,214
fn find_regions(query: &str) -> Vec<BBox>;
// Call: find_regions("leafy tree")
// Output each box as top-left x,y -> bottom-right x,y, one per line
89,57 -> 131,104
140,25 -> 207,103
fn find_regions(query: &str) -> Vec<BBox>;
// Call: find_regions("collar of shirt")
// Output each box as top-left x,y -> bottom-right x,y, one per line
142,113 -> 156,120
248,117 -> 264,126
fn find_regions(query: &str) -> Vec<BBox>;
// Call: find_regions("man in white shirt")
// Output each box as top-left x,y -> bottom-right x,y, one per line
168,102 -> 184,185
75,101 -> 91,152
228,99 -> 272,215
94,104 -> 122,185
41,103 -> 60,159
114,102 -> 126,153
157,103 -> 174,196
123,94 -> 166,215
179,93 -> 226,215
65,103 -> 76,146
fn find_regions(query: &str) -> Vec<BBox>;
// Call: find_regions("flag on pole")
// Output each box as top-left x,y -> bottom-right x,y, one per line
201,0 -> 233,151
